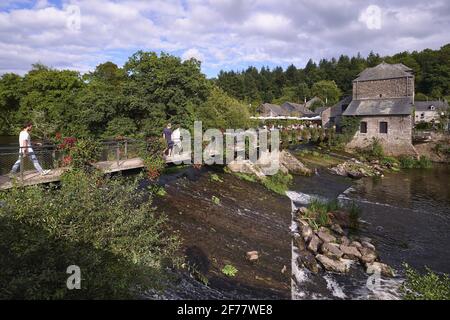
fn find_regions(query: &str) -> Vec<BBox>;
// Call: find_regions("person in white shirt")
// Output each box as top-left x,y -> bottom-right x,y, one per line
10,122 -> 50,176
171,125 -> 182,155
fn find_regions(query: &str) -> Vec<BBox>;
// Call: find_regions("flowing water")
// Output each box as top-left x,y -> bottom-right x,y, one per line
289,165 -> 450,300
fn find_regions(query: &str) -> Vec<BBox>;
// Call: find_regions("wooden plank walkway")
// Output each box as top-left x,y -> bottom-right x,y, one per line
0,153 -> 192,190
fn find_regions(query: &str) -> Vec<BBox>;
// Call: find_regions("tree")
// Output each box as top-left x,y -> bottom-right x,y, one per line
195,86 -> 250,130
311,80 -> 341,106
0,73 -> 23,134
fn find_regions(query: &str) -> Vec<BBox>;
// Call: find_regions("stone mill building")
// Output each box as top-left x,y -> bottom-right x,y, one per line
337,62 -> 416,156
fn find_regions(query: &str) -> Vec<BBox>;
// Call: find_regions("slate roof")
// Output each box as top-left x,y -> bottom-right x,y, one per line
329,96 -> 352,117
342,97 -> 413,116
354,62 -> 413,82
414,100 -> 449,112
281,102 -> 315,115
258,103 -> 290,116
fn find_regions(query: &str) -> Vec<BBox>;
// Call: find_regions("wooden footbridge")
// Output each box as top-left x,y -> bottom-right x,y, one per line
0,139 -> 191,190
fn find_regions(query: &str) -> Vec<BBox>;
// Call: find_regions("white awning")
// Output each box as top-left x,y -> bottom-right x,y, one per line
250,116 -> 322,121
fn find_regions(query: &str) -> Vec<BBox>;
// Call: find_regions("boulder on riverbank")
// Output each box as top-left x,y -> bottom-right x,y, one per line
227,150 -> 311,178
280,150 -> 312,176
330,159 -> 384,179
292,203 -> 395,278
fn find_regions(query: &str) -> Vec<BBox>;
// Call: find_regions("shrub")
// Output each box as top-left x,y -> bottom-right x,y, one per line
262,171 -> 293,195
0,170 -> 180,299
69,138 -> 102,169
399,155 -> 432,169
401,264 -> 450,300
222,265 -> 238,277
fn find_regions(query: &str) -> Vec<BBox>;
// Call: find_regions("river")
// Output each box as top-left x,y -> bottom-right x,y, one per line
289,165 -> 450,299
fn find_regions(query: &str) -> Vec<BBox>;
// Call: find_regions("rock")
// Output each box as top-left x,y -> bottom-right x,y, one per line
366,262 -> 395,277
280,150 -> 312,176
317,230 -> 336,243
300,224 -> 313,242
246,251 -> 259,262
316,254 -> 349,273
295,218 -> 309,227
359,247 -> 377,264
293,234 -> 306,251
362,241 -> 376,251
307,234 -> 321,253
360,236 -> 372,243
340,236 -> 350,246
297,207 -> 309,216
227,160 -> 267,180
329,210 -> 351,227
350,241 -> 362,249
297,251 -> 319,273
321,243 -> 343,259
340,245 -> 362,260
330,164 -> 347,177
330,223 -> 344,235
347,170 -> 364,179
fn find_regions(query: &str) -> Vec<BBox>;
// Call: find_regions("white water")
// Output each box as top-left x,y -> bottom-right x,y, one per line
287,189 -> 403,300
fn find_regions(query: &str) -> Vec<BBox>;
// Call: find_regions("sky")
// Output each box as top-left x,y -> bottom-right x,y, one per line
0,0 -> 449,78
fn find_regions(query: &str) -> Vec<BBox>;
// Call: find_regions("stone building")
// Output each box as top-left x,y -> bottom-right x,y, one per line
414,100 -> 449,124
341,62 -> 416,156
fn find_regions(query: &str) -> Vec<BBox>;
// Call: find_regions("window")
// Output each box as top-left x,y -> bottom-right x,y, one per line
379,122 -> 388,134
360,121 -> 367,133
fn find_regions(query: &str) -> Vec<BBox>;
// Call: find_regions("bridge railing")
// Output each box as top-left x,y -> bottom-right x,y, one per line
0,139 -> 145,178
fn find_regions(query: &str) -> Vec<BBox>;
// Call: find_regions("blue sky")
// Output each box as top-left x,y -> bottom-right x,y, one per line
0,0 -> 449,78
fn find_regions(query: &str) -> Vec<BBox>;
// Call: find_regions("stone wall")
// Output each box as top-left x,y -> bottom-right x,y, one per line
346,115 -> 417,156
415,110 -> 440,123
353,77 -> 414,100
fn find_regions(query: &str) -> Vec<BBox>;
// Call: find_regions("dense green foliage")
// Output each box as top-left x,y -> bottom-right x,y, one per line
0,52 -> 249,137
261,171 -> 293,195
216,44 -> 450,108
401,264 -> 450,300
0,170 -> 180,299
399,155 -> 433,169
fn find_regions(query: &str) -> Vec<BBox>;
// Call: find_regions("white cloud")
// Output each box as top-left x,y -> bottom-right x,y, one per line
182,48 -> 204,62
0,0 -> 448,77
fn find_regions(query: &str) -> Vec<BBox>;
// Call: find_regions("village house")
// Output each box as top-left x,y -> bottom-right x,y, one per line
256,98 -> 320,119
414,100 -> 449,124
325,62 -> 417,156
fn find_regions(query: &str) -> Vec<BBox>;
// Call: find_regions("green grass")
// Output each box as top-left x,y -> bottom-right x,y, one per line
222,264 -> 238,277
348,201 -> 361,230
210,173 -> 223,183
401,264 -> 450,300
211,195 -> 221,205
262,171 -> 293,195
399,155 -> 433,169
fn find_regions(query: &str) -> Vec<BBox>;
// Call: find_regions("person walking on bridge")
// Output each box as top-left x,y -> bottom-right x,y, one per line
162,123 -> 174,157
10,122 -> 50,176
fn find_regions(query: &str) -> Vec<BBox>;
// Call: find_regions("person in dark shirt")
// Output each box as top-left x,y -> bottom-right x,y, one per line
162,123 -> 174,157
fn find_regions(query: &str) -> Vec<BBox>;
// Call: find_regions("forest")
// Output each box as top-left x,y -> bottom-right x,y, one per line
215,44 -> 450,112
0,44 -> 449,138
